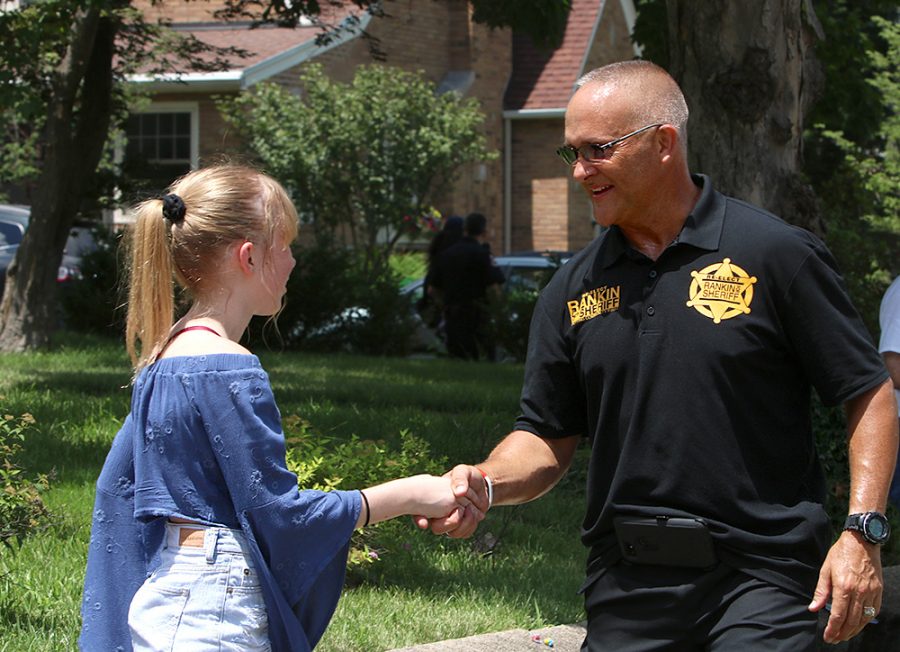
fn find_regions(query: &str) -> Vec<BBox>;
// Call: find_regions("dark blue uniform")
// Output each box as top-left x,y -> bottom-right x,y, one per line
431,236 -> 504,359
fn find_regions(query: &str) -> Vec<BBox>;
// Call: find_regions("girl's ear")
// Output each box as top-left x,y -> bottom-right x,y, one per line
237,241 -> 255,276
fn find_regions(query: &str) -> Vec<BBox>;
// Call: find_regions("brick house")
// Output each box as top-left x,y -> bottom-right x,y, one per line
128,0 -> 638,254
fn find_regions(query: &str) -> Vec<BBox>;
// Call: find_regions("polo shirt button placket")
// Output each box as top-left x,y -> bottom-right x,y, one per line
644,269 -> 658,320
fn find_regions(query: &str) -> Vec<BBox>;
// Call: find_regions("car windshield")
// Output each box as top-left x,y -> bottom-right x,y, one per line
502,266 -> 554,292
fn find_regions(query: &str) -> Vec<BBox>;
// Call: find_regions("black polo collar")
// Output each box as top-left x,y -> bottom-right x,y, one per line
675,174 -> 725,250
596,174 -> 725,269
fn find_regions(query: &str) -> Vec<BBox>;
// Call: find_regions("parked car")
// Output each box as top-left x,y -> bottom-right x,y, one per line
404,251 -> 572,300
301,251 -> 571,354
0,204 -> 99,296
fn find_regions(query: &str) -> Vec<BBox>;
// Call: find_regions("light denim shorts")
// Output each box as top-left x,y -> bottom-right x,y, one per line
128,522 -> 270,651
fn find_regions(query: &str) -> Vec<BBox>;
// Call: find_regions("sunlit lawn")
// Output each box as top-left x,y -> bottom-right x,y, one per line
0,334 -> 587,651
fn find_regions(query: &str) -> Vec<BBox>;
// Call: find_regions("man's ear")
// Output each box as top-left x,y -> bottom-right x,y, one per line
237,241 -> 255,276
657,124 -> 680,161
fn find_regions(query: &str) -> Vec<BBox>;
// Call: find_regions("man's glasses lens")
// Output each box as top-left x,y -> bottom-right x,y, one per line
556,123 -> 662,165
556,143 -> 609,165
557,146 -> 579,165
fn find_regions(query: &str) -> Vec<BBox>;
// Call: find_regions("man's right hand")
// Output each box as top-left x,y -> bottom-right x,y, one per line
413,464 -> 489,538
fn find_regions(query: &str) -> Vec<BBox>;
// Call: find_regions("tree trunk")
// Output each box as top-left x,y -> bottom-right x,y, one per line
0,6 -> 117,351
666,0 -> 825,233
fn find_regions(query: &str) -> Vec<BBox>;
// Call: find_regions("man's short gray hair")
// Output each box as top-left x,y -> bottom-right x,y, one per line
575,60 -> 689,148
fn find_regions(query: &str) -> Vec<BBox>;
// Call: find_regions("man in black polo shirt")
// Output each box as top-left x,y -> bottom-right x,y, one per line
419,61 -> 898,650
430,212 -> 504,360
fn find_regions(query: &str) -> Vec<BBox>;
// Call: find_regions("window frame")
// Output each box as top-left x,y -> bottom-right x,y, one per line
123,101 -> 200,169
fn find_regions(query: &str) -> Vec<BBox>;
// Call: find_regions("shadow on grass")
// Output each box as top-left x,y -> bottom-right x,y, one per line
0,591 -> 67,641
26,370 -> 132,397
346,497 -> 587,626
262,351 -> 525,417
350,542 -> 584,627
1,370 -> 130,479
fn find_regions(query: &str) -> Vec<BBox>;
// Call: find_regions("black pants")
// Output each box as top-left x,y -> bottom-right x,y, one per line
581,562 -> 817,651
444,303 -> 491,360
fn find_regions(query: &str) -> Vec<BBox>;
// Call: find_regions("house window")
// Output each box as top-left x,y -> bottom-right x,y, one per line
123,107 -> 196,198
126,112 -> 191,163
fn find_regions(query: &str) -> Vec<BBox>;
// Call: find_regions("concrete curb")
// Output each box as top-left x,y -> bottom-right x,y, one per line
386,622 -> 587,651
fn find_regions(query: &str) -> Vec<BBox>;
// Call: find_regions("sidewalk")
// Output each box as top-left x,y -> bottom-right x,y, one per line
387,622 -> 587,652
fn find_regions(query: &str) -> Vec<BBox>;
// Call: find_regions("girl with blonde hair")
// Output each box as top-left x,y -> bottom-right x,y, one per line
79,165 -> 473,651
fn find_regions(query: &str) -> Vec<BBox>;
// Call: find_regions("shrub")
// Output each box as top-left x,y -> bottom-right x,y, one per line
60,226 -> 126,337
0,410 -> 52,549
489,257 -> 563,362
249,242 -> 416,355
281,415 -> 448,577
489,288 -> 540,363
61,229 -> 419,356
389,252 -> 427,287
219,64 -> 495,271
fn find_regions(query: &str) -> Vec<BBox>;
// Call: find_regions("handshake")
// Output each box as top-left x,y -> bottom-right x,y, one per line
361,466 -> 490,536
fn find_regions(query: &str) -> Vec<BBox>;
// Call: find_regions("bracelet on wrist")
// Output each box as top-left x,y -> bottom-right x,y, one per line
475,466 -> 493,510
360,490 -> 371,528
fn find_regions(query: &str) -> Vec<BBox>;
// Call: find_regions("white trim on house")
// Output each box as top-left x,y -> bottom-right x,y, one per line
129,71 -> 243,94
580,0 -> 606,82
502,108 -> 567,119
130,12 -> 372,93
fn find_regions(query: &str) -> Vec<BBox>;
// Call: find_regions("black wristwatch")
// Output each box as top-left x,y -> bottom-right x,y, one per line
843,512 -> 891,545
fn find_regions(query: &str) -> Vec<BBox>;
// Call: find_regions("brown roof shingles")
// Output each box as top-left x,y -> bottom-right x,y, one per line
504,0 -> 603,111
138,3 -> 359,75
166,24 -> 319,69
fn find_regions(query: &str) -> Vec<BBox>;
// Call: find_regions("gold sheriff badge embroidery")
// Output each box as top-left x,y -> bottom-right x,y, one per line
568,285 -> 621,325
686,258 -> 757,323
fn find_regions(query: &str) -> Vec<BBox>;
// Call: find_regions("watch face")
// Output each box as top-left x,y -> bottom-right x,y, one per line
864,513 -> 890,542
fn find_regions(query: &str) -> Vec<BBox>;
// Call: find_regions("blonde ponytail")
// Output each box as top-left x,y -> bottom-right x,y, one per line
125,199 -> 176,370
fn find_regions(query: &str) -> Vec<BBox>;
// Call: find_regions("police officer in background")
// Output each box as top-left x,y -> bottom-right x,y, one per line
430,212 -> 504,360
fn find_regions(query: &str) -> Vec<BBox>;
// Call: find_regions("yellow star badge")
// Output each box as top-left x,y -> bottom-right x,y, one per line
686,258 -> 757,323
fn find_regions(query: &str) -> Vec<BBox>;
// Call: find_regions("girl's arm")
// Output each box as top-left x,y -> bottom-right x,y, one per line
357,474 -> 472,528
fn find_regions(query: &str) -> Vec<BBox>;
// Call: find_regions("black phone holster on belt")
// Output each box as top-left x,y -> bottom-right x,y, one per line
613,515 -> 718,569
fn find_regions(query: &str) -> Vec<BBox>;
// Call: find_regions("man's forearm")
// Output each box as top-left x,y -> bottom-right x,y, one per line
845,379 -> 899,512
478,430 -> 580,506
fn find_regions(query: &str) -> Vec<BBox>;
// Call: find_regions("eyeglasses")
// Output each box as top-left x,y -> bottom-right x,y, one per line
556,123 -> 663,165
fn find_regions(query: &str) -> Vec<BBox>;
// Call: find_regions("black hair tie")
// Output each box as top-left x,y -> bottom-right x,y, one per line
161,193 -> 186,223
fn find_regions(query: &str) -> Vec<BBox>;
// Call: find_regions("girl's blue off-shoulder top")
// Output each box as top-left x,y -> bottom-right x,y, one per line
79,354 -> 361,651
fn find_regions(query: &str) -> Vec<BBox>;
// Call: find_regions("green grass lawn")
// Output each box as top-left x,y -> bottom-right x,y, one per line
0,334 -> 587,651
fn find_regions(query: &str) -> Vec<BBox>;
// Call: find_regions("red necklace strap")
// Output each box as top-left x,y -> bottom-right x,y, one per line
151,324 -> 224,365
172,325 -> 222,338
